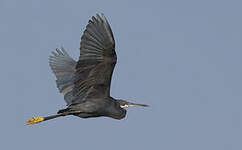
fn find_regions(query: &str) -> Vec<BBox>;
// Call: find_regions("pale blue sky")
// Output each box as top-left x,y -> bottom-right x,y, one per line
1,0 -> 242,149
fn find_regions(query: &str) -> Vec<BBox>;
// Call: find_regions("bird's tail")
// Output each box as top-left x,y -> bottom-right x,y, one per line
57,108 -> 71,114
26,114 -> 64,125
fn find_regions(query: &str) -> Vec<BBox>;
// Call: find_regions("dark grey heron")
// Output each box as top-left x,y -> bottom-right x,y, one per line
27,13 -> 148,125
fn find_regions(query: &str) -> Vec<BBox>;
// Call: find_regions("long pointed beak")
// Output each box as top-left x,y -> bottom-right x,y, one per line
128,102 -> 149,107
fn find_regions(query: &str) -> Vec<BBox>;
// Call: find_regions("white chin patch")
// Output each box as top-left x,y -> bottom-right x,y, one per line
120,104 -> 129,108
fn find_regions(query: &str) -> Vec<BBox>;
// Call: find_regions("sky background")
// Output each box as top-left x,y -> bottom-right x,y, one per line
0,0 -> 242,149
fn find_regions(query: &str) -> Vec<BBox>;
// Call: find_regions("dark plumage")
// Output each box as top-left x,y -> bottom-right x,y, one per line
27,14 -> 148,125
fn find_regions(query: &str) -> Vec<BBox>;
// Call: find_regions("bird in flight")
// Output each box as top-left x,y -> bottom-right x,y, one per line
27,13 -> 148,125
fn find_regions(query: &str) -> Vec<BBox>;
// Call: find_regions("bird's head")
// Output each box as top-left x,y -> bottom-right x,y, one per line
117,99 -> 149,109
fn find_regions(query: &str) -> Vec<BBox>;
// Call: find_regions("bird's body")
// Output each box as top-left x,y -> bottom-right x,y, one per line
27,13 -> 148,125
65,97 -> 126,119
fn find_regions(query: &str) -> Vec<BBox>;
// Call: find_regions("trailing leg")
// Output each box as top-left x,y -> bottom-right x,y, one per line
27,113 -> 68,125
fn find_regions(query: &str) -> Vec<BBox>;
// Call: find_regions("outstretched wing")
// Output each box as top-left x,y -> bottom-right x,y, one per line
71,13 -> 116,104
49,48 -> 77,105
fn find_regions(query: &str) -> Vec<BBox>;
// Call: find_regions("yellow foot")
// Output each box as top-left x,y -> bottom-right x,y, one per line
26,117 -> 44,125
